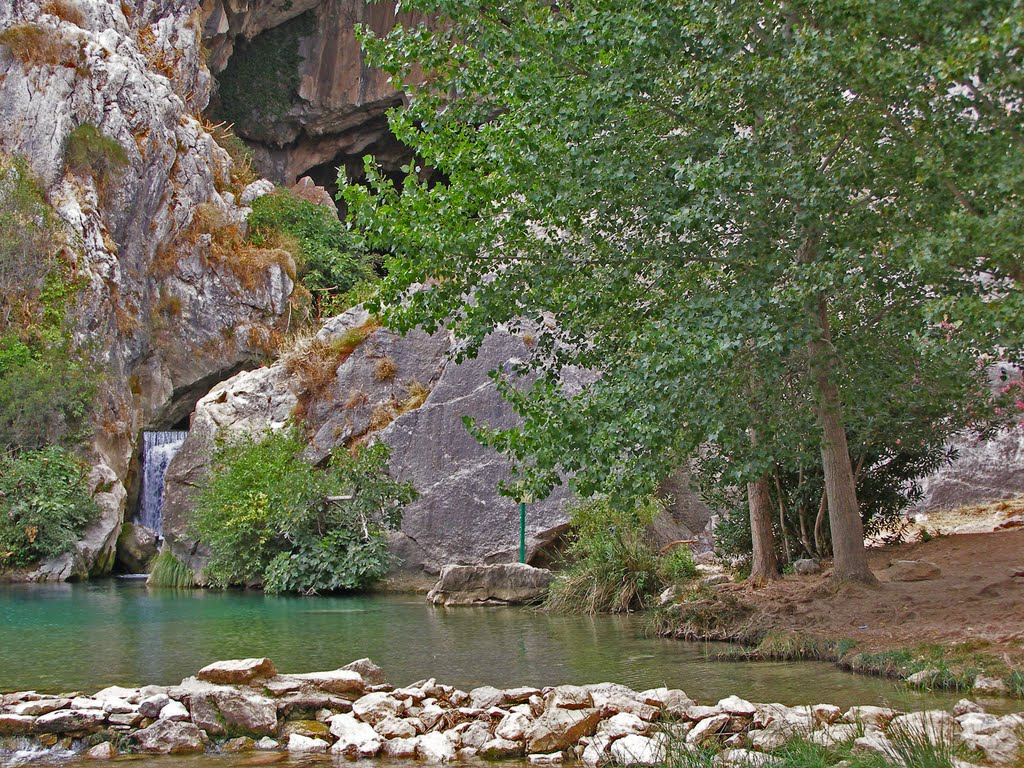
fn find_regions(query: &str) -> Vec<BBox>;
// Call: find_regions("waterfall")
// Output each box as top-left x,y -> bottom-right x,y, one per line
137,431 -> 188,536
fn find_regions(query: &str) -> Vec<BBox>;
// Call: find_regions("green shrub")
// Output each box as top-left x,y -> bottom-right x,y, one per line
0,446 -> 99,568
545,494 -> 695,614
248,188 -> 374,317
191,430 -> 414,593
660,544 -> 698,582
147,550 -> 195,589
64,123 -> 128,193
0,334 -> 98,451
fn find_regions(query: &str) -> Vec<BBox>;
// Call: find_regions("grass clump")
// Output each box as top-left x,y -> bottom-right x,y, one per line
64,124 -> 129,195
398,380 -> 430,413
147,550 -> 195,588
0,447 -> 99,569
41,0 -> 86,27
285,319 -> 380,424
374,356 -> 397,381
545,494 -> 698,614
190,429 -> 414,593
0,23 -> 80,69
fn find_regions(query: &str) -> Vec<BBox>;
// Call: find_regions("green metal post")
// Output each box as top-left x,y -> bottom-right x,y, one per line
519,502 -> 526,563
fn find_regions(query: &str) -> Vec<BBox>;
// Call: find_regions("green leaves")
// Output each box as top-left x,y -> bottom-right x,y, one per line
0,447 -> 99,568
191,430 -> 415,592
342,0 -> 1021,530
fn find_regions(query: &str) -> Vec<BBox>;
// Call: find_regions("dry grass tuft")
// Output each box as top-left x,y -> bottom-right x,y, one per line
367,403 -> 396,433
374,356 -> 397,382
202,119 -> 258,195
286,318 -> 380,424
42,0 -> 86,27
344,389 -> 369,409
398,380 -> 430,413
189,202 -> 295,289
0,23 -> 78,68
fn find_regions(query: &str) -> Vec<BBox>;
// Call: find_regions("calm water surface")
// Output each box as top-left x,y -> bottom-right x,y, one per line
0,580 -> 958,710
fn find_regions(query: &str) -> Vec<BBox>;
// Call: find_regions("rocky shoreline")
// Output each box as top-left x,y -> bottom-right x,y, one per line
1,658 -> 1021,767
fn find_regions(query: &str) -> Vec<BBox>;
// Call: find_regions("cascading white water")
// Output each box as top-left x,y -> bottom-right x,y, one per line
137,431 -> 188,536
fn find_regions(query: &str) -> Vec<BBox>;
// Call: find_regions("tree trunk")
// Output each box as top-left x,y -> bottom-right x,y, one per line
808,293 -> 877,584
747,474 -> 779,584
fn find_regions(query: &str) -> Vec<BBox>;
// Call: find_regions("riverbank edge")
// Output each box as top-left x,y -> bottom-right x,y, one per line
1,657 -> 1021,767
651,605 -> 1024,702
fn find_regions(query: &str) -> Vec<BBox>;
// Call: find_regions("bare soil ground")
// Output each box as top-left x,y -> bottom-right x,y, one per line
718,502 -> 1024,663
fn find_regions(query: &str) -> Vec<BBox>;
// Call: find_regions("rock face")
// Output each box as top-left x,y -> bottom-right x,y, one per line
162,307 -> 590,578
0,0 -> 293,580
427,564 -> 554,606
915,425 -> 1024,512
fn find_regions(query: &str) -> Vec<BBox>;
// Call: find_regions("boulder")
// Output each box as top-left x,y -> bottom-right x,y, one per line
197,658 -> 278,685
287,734 -> 330,752
181,680 -> 277,736
793,558 -> 821,574
417,731 -> 458,762
133,719 -> 207,754
286,668 -> 366,696
545,686 -> 594,711
886,560 -> 942,581
973,675 -> 1009,695
351,691 -> 403,724
115,522 -> 160,573
598,713 -> 648,739
342,658 -> 387,686
35,709 -> 106,733
479,737 -> 523,759
328,713 -> 383,755
13,698 -> 70,716
685,714 -> 731,745
223,737 -> 256,752
427,563 -> 554,606
84,742 -> 118,759
376,716 -> 417,739
529,752 -> 564,764
0,714 -> 36,735
609,734 -> 665,766
159,700 -> 191,721
525,707 -> 602,753
384,737 -> 420,757
585,683 -> 660,721
139,694 -> 171,718
496,711 -> 533,741
470,686 -> 504,709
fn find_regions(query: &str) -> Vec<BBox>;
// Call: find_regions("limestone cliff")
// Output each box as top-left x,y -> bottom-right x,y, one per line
0,0 -> 293,579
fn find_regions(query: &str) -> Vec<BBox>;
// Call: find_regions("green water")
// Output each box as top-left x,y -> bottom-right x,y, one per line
0,580 -> 955,710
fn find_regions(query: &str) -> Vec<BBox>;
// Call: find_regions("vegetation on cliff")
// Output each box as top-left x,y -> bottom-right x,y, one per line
344,0 -> 1023,585
191,429 -> 415,592
248,189 -> 376,318
0,153 -> 99,570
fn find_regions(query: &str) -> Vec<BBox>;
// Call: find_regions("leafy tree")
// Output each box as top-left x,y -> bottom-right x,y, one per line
343,1 -> 1020,583
192,429 -> 415,592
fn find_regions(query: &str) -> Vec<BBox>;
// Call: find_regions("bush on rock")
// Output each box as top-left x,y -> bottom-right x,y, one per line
191,430 -> 414,592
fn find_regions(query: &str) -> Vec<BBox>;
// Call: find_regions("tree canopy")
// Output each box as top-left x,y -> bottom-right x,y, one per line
343,0 -> 1023,582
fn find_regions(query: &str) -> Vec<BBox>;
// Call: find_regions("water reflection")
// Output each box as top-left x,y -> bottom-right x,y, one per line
0,581 -> 959,710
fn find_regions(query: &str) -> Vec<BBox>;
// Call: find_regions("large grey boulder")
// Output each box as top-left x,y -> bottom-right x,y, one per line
427,564 -> 554,606
132,719 -> 206,754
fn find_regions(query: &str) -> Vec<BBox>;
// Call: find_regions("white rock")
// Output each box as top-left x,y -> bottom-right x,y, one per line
158,700 -> 190,722
351,691 -> 403,725
384,737 -> 420,757
496,711 -> 533,741
417,731 -> 457,762
287,734 -> 329,752
328,713 -> 383,755
70,697 -> 105,710
609,734 -> 665,766
686,714 -> 731,745
716,695 -> 756,716
240,179 -> 276,205
598,712 -> 648,739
